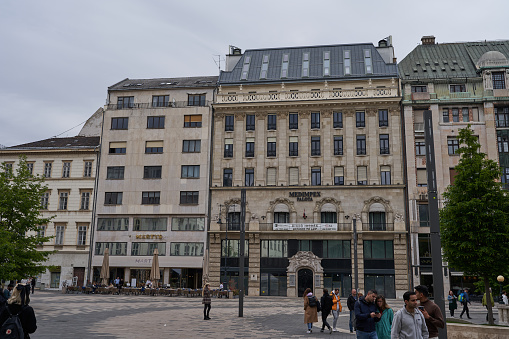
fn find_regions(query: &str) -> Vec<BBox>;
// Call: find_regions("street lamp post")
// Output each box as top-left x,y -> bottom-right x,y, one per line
218,204 -> 227,290
497,275 -> 505,304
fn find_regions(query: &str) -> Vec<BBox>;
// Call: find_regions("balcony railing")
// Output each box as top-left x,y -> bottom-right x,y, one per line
362,223 -> 394,231
107,101 -> 211,110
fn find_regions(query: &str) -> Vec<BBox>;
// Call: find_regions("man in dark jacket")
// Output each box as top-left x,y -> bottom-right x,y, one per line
347,288 -> 358,333
320,289 -> 333,333
415,285 -> 444,339
354,290 -> 380,338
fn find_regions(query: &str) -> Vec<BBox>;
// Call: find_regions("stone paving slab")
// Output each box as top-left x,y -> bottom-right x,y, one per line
29,291 -> 501,338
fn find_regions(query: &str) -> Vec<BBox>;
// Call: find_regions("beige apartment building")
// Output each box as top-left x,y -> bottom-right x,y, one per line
0,136 -> 100,288
209,40 -> 409,298
92,76 -> 217,288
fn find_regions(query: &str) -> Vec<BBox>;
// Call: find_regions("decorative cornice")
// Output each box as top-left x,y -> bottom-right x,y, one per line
267,197 -> 296,214
313,197 -> 341,213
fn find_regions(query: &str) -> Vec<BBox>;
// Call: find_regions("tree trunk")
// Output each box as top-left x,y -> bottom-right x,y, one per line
484,276 -> 494,325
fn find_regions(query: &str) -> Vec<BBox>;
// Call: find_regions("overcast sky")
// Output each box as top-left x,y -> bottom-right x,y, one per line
1,0 -> 507,147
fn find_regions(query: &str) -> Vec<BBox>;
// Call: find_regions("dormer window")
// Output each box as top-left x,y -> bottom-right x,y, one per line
281,53 -> 289,78
240,56 -> 251,80
323,51 -> 330,76
493,72 -> 506,89
450,84 -> 466,93
260,55 -> 270,79
302,53 -> 310,77
364,49 -> 373,74
344,50 -> 351,75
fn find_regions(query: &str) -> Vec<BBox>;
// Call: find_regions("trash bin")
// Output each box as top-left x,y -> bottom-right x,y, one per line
40,283 -> 45,290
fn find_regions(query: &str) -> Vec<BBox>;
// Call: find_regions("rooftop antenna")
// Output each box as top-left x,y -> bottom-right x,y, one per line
213,55 -> 223,74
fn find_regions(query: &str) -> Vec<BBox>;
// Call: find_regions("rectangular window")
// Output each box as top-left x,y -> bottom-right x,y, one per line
323,240 -> 351,258
356,111 -> 365,127
180,191 -> 199,205
80,192 -> 90,210
267,114 -> 277,130
111,117 -> 128,130
246,114 -> 255,131
104,192 -> 123,205
117,96 -> 134,109
107,166 -> 125,179
133,218 -> 167,231
37,225 -> 46,238
261,240 -> 288,258
452,108 -> 459,122
27,163 -> 34,175
62,162 -> 71,178
181,165 -> 199,178
267,167 -> 277,186
147,116 -> 165,129
498,136 -> 509,153
462,108 -> 469,122
311,112 -> 320,129
83,161 -> 92,177
224,138 -> 233,158
311,136 -> 321,156
417,169 -> 427,187
364,240 -> 394,259
357,135 -> 366,155
311,167 -> 321,186
281,53 -> 289,78
44,162 -> 52,178
144,166 -> 162,179
95,242 -> 127,256
495,107 -> 509,128
246,137 -> 255,157
501,167 -> 509,189
245,168 -> 254,186
109,141 -> 126,154
170,242 -> 204,256
323,51 -> 330,76
142,191 -> 160,204
97,218 -> 129,231
442,109 -> 450,123
289,167 -> 299,186
222,239 -> 249,257
289,136 -> 298,156
55,225 -> 65,245
260,54 -> 269,79
344,50 -> 351,75
364,49 -> 372,74
223,168 -> 233,187
184,115 -> 202,127
333,111 -> 343,128
267,137 -> 276,157
289,113 -> 298,129
357,166 -> 368,185
4,163 -> 13,177
379,110 -> 389,127
171,217 -> 205,231
77,225 -> 87,246
302,52 -> 310,77
334,136 -> 343,155
411,86 -> 427,93
183,140 -> 201,153
188,94 -> 206,106
59,192 -> 68,210
152,95 -> 169,107
334,166 -> 344,186
41,192 -> 49,209
418,204 -> 429,227
131,242 -> 166,256
450,84 -> 466,93
448,137 -> 459,155
225,115 -> 234,131
145,140 -> 163,154
415,141 -> 426,155
493,71 -> 506,89
380,134 -> 390,154
240,55 -> 251,80
381,166 -> 391,185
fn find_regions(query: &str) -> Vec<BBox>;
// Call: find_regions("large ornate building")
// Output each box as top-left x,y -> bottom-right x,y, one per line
208,39 -> 409,297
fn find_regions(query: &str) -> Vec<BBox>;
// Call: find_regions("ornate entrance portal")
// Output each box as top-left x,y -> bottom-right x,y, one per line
287,251 -> 324,297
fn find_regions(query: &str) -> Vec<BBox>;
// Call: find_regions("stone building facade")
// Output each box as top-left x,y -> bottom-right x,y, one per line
209,40 -> 409,298
399,36 -> 509,296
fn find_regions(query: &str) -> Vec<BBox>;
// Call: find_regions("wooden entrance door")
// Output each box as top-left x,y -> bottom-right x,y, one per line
73,267 -> 85,286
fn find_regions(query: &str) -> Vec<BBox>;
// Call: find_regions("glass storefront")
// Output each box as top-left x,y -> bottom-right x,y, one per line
323,272 -> 352,298
260,272 -> 287,296
170,268 -> 202,289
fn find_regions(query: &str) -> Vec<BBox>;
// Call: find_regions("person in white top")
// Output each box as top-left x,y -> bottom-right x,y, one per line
503,291 -> 508,305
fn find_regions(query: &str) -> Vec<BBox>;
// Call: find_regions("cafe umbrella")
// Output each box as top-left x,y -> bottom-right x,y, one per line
100,247 -> 110,286
150,248 -> 160,288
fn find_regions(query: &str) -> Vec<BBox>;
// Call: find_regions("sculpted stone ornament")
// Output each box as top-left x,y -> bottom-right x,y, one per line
287,251 -> 324,275
268,197 -> 296,213
394,213 -> 404,222
363,196 -> 393,213
313,197 -> 341,213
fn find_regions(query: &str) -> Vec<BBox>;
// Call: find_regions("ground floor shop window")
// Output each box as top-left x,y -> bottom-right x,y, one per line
364,274 -> 395,298
130,269 -> 164,287
50,271 -> 60,288
323,272 -> 351,298
169,268 -> 202,289
219,270 -> 249,294
260,272 -> 287,296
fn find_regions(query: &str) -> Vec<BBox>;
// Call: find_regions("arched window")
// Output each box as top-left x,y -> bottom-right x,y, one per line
368,203 -> 386,231
273,203 -> 289,223
320,203 -> 337,223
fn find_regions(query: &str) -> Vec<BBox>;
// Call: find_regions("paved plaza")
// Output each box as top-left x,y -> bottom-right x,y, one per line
29,290 -> 501,338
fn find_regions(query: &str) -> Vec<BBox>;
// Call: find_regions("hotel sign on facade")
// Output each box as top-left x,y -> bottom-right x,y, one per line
289,192 -> 321,201
273,223 -> 338,231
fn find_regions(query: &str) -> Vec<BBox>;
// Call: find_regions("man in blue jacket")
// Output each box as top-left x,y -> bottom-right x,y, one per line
354,289 -> 381,339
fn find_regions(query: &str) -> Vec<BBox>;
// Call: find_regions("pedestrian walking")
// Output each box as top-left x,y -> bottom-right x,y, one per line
202,283 -> 211,320
30,277 -> 36,295
320,288 -> 333,333
3,284 -> 14,300
391,291 -> 429,339
330,287 -> 342,332
375,295 -> 393,339
347,288 -> 358,333
414,285 -> 444,339
482,288 -> 495,322
447,290 -> 457,317
458,288 -> 472,319
0,283 -> 37,339
303,288 -> 318,334
354,289 -> 380,339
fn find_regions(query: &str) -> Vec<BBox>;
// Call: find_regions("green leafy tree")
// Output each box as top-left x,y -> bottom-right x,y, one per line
440,125 -> 509,325
0,155 -> 54,282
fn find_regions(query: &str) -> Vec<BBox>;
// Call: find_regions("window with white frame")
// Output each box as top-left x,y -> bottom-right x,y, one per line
61,162 -> 71,178
80,191 -> 90,210
26,162 -> 34,175
44,162 -> 52,178
240,55 -> 251,80
281,53 -> 289,78
260,54 -> 269,79
344,50 -> 351,75
37,225 -> 46,238
302,52 -> 310,77
77,225 -> 87,245
381,166 -> 391,185
59,191 -> 68,210
323,51 -> 330,76
41,192 -> 49,209
84,161 -> 92,177
55,225 -> 65,245
364,49 -> 372,74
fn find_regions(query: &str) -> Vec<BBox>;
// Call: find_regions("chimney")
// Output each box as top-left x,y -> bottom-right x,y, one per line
225,45 -> 243,72
421,36 -> 436,45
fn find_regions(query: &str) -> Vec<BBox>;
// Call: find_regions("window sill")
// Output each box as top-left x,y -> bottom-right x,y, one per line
179,203 -> 199,206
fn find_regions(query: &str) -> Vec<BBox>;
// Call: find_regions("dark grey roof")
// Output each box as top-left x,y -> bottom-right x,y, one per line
109,76 -> 218,91
219,43 -> 398,85
7,136 -> 100,150
398,40 -> 509,81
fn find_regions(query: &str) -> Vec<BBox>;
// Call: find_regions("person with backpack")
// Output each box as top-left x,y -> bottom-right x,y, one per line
303,288 -> 318,334
0,283 -> 37,339
320,289 -> 333,333
458,288 -> 472,319
330,288 -> 342,332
